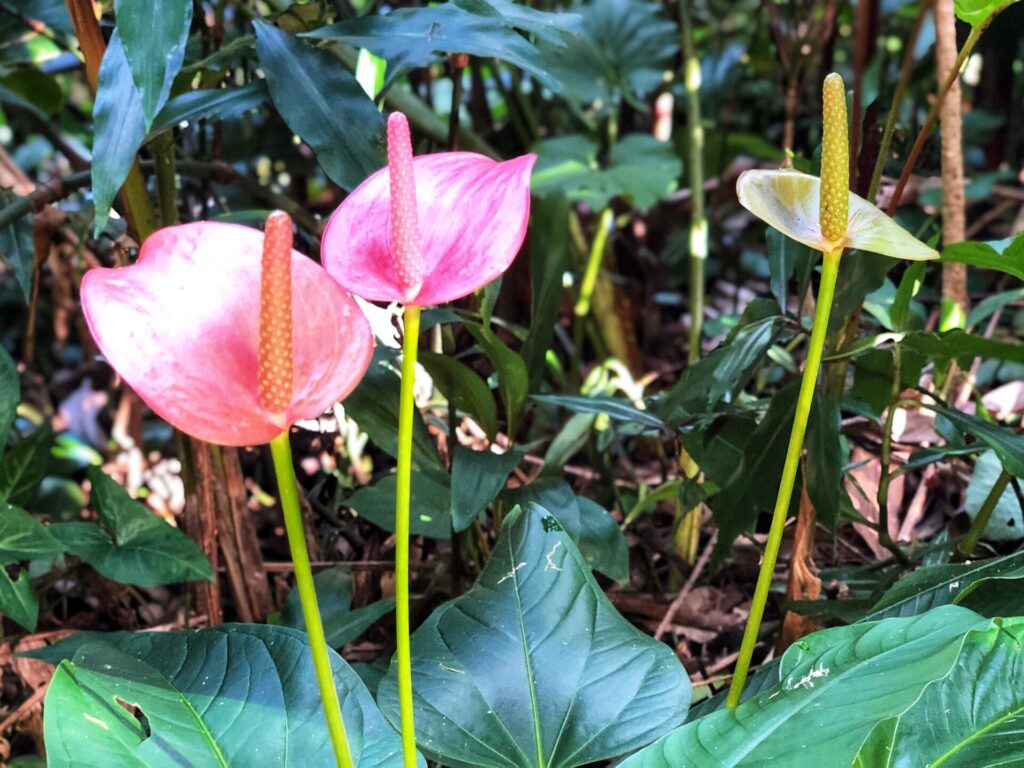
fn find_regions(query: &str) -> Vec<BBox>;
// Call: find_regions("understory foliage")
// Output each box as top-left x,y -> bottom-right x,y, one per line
0,0 -> 1023,766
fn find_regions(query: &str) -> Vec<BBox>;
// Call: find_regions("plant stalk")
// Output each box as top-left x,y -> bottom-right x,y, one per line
726,247 -> 843,708
269,432 -> 354,768
959,467 -> 1012,557
574,208 -> 614,318
395,303 -> 423,768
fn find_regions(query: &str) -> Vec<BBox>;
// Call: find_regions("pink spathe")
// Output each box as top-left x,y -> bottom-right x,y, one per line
81,221 -> 374,446
323,113 -> 536,306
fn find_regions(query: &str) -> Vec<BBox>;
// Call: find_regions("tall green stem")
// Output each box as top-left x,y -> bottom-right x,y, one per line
959,467 -> 1012,557
574,208 -> 614,318
726,247 -> 843,708
395,303 -> 422,768
269,432 -> 354,768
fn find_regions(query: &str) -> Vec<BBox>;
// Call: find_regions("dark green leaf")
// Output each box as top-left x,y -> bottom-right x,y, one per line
254,21 -> 385,191
0,427 -> 52,507
378,504 -> 689,767
767,228 -> 815,313
345,468 -> 452,539
0,345 -> 17,447
279,565 -> 395,647
150,81 -> 269,134
925,403 -> 1024,477
0,205 -> 34,303
831,251 -> 892,335
36,623 -> 416,767
0,566 -> 37,631
114,0 -> 194,129
49,469 -> 212,586
91,31 -> 146,234
305,0 -> 568,95
856,616 -> 1024,765
0,502 -> 65,565
521,197 -> 570,389
464,322 -> 529,436
805,395 -> 842,527
532,394 -> 665,429
450,445 -> 521,532
622,606 -> 990,767
940,235 -> 1024,281
419,351 -> 498,440
891,262 -> 926,332
964,450 -> 1024,541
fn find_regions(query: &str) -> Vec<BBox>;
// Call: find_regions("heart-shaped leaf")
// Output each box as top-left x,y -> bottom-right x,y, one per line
0,502 -> 65,565
378,504 -> 689,767
0,566 -> 37,631
279,565 -> 395,648
33,623 -> 417,767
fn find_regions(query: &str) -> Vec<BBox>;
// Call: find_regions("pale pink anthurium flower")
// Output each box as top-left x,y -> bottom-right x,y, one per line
322,112 -> 537,305
81,214 -> 374,446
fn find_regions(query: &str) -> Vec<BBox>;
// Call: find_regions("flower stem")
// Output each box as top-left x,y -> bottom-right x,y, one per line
574,208 -> 614,318
269,432 -> 354,768
726,247 -> 843,708
395,303 -> 422,768
959,467 -> 1012,557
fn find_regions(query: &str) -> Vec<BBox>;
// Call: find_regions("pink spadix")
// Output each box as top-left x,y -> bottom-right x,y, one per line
82,213 -> 374,446
323,112 -> 537,306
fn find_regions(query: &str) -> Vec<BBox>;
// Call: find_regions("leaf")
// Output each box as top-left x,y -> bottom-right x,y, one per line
419,351 -> 498,440
114,0 -> 194,129
279,565 -> 395,647
35,623 -> 415,767
0,566 -> 37,631
150,81 -> 269,134
737,170 -> 939,260
450,445 -> 521,532
503,480 -> 629,584
377,504 -> 689,767
926,403 -> 1024,477
305,0 -> 569,95
940,234 -> 1024,281
91,31 -> 146,234
621,606 -> 990,767
521,197 -> 570,389
343,354 -> 444,470
856,616 -> 1024,766
532,394 -> 665,429
537,0 -> 677,113
464,322 -> 530,437
767,228 -> 815,313
344,468 -> 452,539
804,394 -> 842,527
0,205 -> 34,303
964,450 -> 1024,541
866,549 -> 1024,621
0,345 -> 17,447
0,502 -> 65,565
253,21 -> 385,191
954,0 -> 1019,25
0,427 -> 52,507
49,469 -> 212,586
531,134 -> 681,211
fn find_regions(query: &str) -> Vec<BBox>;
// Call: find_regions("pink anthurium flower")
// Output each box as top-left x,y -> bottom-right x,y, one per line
322,112 -> 537,306
81,215 -> 374,446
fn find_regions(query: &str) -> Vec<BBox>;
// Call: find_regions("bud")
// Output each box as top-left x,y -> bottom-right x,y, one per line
258,210 -> 294,414
387,112 -> 424,303
820,73 -> 849,246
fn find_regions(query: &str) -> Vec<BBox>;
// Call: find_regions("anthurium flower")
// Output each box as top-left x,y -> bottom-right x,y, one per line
322,112 -> 536,306
81,218 -> 374,446
737,169 -> 939,260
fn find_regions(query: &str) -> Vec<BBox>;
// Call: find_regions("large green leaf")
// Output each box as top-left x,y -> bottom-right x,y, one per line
0,345 -> 17,446
279,564 -> 395,648
307,0 -> 569,94
378,504 -> 686,767
464,322 -> 530,437
345,467 -> 452,539
0,204 -> 33,303
253,21 -> 385,191
866,550 -> 1024,621
34,623 -> 415,767
538,0 -> 677,113
114,0 -> 193,129
856,616 -> 1024,766
0,427 -> 52,506
419,351 -> 498,440
49,469 -> 211,586
521,197 -> 571,389
927,403 -> 1024,477
964,449 -> 1024,541
150,81 -> 269,134
0,566 -> 37,631
91,31 -> 146,234
531,133 -> 681,211
621,606 -> 990,767
767,228 -> 815,313
0,502 -> 65,565
954,0 -> 1020,26
532,394 -> 666,430
450,445 -> 521,532
940,234 -> 1024,281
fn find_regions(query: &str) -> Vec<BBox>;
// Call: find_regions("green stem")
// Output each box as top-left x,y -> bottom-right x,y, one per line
269,432 -> 354,768
726,247 -> 843,708
153,131 -> 179,227
574,208 -> 614,318
959,466 -> 1012,557
395,303 -> 422,768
